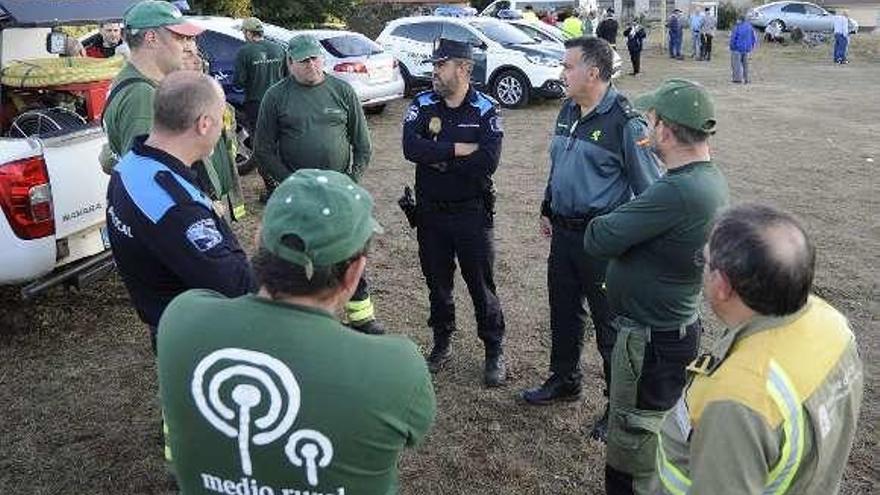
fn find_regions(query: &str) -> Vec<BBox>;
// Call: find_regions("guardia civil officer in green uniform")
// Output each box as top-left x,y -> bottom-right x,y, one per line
521,37 -> 660,440
656,204 -> 863,495
233,17 -> 285,135
582,80 -> 729,494
255,34 -> 382,334
157,170 -> 436,495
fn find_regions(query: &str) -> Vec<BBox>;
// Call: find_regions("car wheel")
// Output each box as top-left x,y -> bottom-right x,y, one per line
364,104 -> 386,115
399,63 -> 416,97
492,69 -> 530,108
235,120 -> 255,176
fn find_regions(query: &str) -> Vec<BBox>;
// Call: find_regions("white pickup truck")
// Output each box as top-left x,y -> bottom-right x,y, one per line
0,0 -> 138,298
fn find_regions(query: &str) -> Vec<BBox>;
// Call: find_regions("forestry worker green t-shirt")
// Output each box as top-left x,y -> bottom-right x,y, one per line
157,290 -> 436,495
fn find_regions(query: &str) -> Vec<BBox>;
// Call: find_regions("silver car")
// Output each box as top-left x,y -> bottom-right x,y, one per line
747,1 -> 858,35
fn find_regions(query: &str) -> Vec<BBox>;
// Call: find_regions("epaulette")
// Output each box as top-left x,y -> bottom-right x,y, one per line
469,91 -> 496,116
616,94 -> 643,120
415,90 -> 440,107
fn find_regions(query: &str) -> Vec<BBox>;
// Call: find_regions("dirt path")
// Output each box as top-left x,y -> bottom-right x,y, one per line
1,40 -> 877,493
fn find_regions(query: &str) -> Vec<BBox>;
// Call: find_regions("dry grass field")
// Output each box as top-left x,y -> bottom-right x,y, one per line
1,31 -> 877,494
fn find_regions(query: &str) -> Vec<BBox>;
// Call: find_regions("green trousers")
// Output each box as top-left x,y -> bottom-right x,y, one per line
605,315 -> 701,495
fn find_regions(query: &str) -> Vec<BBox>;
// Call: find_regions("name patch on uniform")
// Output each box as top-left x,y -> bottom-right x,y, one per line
405,104 -> 419,122
186,218 -> 223,252
490,115 -> 503,133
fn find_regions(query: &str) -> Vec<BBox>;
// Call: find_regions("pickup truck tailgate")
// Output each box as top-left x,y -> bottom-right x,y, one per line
41,126 -> 110,263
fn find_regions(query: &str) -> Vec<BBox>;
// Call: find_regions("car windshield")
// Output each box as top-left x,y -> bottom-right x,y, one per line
470,20 -> 536,45
320,34 -> 383,58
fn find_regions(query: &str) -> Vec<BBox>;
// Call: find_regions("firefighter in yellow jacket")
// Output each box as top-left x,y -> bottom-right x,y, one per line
656,203 -> 863,495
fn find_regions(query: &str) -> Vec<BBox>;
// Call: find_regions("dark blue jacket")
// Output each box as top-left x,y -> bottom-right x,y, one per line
402,87 -> 502,203
730,21 -> 757,53
106,137 -> 255,326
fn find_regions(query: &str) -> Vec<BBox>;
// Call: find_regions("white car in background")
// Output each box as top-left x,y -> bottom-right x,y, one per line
190,16 -> 404,114
377,15 -> 565,108
506,19 -> 623,77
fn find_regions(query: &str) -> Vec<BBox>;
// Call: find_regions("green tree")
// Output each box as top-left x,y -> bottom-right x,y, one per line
187,0 -> 252,17
251,0 -> 359,28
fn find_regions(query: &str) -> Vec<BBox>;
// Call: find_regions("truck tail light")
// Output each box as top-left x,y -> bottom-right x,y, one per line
333,62 -> 368,74
0,156 -> 54,239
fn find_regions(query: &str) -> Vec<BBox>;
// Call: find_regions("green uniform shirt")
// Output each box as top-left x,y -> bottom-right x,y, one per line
104,62 -> 156,157
233,40 -> 286,103
254,75 -> 372,183
583,161 -> 729,327
657,297 -> 864,495
158,290 -> 436,495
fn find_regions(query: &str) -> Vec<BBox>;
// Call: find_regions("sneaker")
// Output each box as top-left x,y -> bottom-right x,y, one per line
520,374 -> 582,405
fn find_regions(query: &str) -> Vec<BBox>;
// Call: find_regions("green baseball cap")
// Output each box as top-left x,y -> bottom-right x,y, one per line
124,0 -> 204,37
287,34 -> 323,62
240,17 -> 264,33
635,79 -> 716,134
260,169 -> 383,277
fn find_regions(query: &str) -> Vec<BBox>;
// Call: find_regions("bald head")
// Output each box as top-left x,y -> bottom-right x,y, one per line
708,204 -> 815,316
153,70 -> 224,133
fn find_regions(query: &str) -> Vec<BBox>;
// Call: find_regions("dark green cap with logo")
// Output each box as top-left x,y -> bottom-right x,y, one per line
123,0 -> 204,36
635,79 -> 716,134
286,34 -> 323,62
260,169 -> 382,278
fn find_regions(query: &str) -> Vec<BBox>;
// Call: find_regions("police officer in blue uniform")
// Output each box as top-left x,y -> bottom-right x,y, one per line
402,38 -> 506,387
106,71 -> 254,352
520,37 -> 661,441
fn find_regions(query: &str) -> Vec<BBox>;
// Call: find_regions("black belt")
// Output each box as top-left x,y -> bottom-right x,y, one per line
550,213 -> 594,230
421,197 -> 483,213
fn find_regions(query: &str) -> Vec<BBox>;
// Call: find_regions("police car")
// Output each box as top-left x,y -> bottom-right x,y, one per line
377,15 -> 565,108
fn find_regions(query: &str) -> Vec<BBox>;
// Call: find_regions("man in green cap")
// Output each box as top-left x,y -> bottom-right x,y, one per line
157,169 -> 436,494
103,0 -> 204,162
255,34 -> 381,334
582,79 -> 729,494
233,16 -> 285,175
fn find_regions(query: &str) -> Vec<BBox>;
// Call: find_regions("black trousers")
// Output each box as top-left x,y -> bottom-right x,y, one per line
547,224 -> 615,391
352,275 -> 370,302
701,34 -> 714,61
417,207 -> 505,353
629,50 -> 642,74
241,100 -> 261,134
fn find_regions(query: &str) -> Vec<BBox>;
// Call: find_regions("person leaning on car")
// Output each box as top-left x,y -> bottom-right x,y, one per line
254,34 -> 383,335
106,71 -> 254,353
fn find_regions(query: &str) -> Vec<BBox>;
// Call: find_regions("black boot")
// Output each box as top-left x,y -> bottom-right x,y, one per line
349,319 -> 386,335
426,328 -> 452,374
589,402 -> 609,443
484,350 -> 506,387
520,374 -> 582,405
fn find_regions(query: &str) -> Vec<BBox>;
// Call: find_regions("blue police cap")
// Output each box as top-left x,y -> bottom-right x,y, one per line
431,38 -> 473,63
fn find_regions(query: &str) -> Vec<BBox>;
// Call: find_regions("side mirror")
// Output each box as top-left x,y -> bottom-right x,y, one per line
46,30 -> 68,55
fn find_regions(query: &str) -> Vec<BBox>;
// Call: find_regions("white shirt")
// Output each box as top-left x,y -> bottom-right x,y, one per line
833,15 -> 849,35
